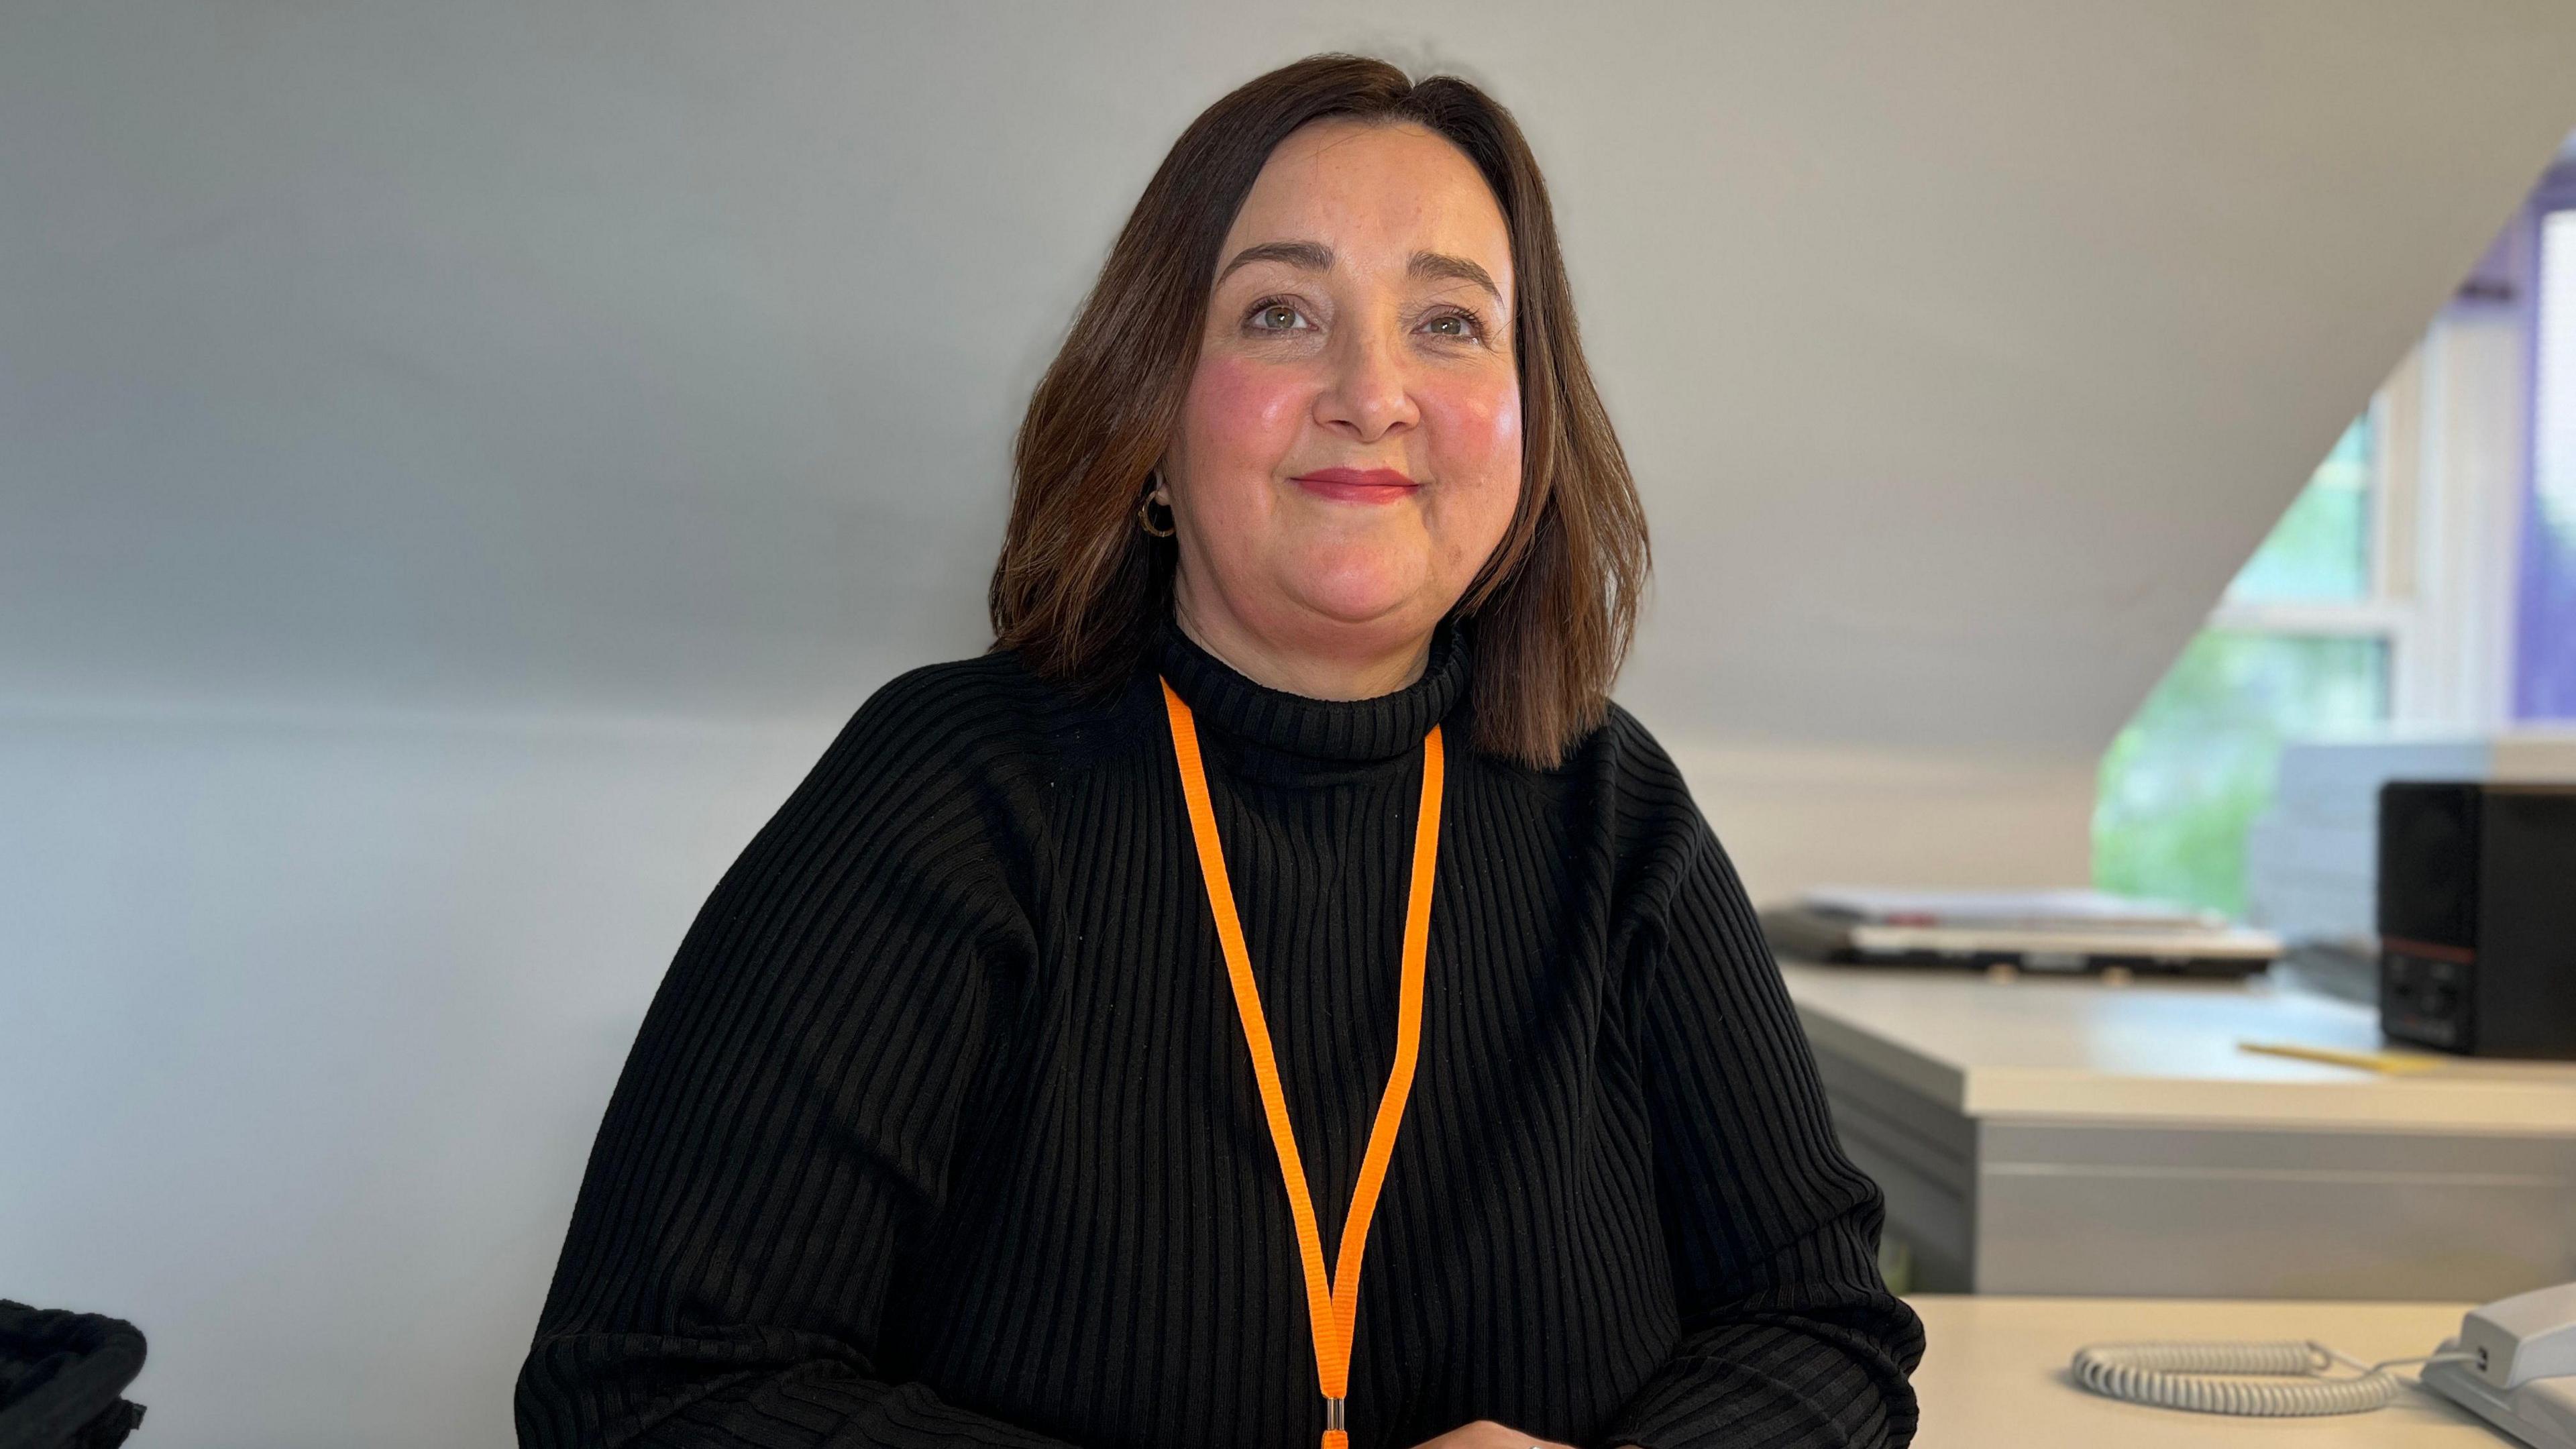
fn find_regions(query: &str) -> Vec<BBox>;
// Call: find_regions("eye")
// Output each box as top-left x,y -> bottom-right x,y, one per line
1246,299 -> 1313,333
1421,308 -> 1485,341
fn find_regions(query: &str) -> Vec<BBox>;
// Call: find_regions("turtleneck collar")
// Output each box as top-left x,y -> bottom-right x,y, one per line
1151,604 -> 1470,766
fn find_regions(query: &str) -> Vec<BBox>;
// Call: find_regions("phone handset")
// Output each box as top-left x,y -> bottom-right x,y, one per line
2459,1283 -> 2576,1389
2420,1283 -> 2576,1449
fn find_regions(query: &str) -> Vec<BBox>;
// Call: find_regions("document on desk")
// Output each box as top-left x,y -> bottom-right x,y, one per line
1767,885 -> 2279,975
1801,886 -> 2224,930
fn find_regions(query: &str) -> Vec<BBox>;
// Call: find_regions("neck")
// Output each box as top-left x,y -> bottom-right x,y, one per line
1172,584 -> 1434,702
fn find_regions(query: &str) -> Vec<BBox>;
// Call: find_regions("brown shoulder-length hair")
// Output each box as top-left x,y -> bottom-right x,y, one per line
987,52 -> 1649,769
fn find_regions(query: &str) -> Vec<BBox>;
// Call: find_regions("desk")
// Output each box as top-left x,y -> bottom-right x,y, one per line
1909,1295 -> 2491,1447
1784,964 -> 2576,1299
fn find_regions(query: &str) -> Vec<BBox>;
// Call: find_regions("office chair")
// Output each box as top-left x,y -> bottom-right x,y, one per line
0,1301 -> 146,1449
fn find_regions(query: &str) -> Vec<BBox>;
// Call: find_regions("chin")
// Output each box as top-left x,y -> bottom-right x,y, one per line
1280,583 -> 1432,639
1261,543 -> 1442,637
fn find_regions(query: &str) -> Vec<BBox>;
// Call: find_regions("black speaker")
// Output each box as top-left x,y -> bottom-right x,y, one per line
2377,781 -> 2576,1059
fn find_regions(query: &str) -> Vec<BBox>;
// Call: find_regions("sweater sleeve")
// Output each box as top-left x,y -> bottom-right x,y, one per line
1595,806 -> 1925,1449
513,677 -> 1075,1449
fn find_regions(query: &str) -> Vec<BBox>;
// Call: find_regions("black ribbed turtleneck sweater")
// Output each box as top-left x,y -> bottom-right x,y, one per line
516,612 -> 1924,1449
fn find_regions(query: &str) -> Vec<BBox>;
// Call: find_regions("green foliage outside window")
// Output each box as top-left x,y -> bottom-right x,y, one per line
2094,633 -> 2387,916
2224,415 -> 2373,604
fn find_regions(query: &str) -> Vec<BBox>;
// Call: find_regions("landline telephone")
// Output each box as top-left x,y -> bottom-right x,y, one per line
2071,1281 -> 2576,1448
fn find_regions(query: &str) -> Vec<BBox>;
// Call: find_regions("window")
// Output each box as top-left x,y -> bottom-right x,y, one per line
2094,417 -> 2396,917
2098,148 -> 2576,919
2222,416 -> 2375,604
2519,203 -> 2576,718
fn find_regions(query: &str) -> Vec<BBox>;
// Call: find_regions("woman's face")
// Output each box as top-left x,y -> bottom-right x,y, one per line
1163,118 -> 1522,668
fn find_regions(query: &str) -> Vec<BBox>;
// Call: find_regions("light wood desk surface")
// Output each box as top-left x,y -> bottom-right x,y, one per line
1782,963 -> 2576,1130
1909,1295 -> 2498,1447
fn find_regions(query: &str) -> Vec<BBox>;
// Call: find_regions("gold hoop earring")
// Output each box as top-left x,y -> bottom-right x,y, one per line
1136,472 -> 1175,538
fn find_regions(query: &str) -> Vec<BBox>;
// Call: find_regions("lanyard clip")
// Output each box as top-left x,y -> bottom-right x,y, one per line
1323,1396 -> 1346,1432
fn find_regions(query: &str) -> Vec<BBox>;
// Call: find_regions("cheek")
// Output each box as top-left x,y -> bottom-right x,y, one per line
1179,356 -> 1309,482
1421,374 -> 1523,520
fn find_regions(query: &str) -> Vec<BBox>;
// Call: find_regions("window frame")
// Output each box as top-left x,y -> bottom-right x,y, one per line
2201,374 -> 2406,720
2203,237 -> 2540,731
2515,160 -> 2576,719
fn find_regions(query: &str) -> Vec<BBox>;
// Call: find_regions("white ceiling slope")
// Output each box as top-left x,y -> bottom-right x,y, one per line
5,2 -> 2574,756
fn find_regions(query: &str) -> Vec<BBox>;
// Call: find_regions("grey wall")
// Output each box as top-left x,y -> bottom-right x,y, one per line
5,706 -> 822,1444
7,3 -> 2576,1444
11,1 -> 2575,745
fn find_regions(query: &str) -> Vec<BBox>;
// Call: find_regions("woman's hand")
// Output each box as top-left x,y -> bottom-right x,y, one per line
1402,1421 -> 1589,1449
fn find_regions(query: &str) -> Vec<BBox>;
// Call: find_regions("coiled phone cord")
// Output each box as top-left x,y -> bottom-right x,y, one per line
2071,1340 -> 2474,1416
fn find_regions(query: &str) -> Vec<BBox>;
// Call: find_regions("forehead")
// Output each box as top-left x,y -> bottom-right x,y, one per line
1222,119 -> 1513,290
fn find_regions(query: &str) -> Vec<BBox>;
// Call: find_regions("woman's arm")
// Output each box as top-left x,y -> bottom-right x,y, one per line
1595,808 -> 1925,1449
513,680 -> 1074,1449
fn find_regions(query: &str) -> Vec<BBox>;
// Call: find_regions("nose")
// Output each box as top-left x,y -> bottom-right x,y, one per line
1313,317 -> 1420,443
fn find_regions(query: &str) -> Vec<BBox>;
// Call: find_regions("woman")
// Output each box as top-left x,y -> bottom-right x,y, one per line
517,54 -> 1923,1449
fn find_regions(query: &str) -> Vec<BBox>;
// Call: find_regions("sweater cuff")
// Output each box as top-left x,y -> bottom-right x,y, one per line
1595,1316 -> 1919,1449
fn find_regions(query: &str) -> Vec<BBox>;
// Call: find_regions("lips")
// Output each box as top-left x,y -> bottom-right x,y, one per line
1291,467 -> 1419,503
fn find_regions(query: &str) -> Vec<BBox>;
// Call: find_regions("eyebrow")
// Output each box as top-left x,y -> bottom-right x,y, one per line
1214,240 -> 1505,305
1216,239 -> 1332,284
1408,250 -> 1502,303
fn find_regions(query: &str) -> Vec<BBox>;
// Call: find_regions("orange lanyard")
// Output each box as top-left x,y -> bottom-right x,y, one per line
1159,678 -> 1442,1449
